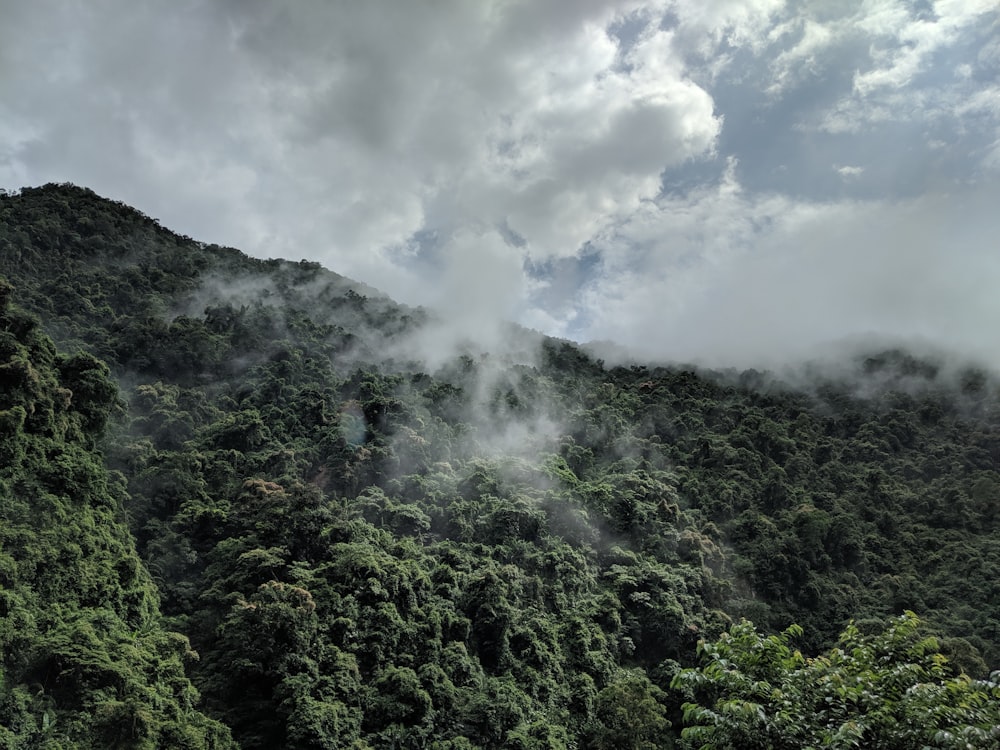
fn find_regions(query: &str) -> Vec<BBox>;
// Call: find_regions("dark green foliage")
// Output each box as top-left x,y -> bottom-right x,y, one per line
3,184 -> 1000,747
0,286 -> 233,748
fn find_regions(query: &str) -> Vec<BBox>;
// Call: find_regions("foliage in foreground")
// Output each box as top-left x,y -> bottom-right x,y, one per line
673,612 -> 1000,749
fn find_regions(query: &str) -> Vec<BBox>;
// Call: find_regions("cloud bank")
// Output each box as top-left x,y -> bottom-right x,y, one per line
2,0 -> 998,368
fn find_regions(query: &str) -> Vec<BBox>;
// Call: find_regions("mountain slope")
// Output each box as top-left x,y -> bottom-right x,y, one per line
2,184 -> 999,747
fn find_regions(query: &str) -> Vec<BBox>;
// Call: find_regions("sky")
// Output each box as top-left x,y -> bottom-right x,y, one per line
2,0 -> 999,368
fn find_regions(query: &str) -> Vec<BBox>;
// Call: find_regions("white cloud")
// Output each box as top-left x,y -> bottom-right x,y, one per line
0,1 -> 725,287
673,0 -> 786,51
1,0 -> 998,370
766,18 -> 837,94
727,0 -> 1000,140
579,177 -> 1000,368
836,165 -> 865,177
847,0 -> 998,115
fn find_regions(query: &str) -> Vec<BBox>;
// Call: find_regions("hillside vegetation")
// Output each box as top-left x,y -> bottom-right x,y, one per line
1,184 -> 998,748
0,277 -> 234,748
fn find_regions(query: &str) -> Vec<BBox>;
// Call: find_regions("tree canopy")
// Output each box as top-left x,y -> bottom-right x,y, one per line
2,183 -> 999,747
673,612 -> 1000,749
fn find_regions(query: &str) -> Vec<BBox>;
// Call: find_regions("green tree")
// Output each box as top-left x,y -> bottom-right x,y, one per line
587,670 -> 670,750
672,612 -> 1000,749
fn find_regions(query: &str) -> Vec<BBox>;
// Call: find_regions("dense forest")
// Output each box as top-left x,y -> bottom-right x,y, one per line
1,183 -> 998,748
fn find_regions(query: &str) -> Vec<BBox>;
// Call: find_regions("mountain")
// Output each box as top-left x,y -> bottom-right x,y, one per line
2,183 -> 999,748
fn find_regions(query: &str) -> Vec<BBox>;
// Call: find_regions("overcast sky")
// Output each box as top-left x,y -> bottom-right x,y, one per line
2,0 -> 999,367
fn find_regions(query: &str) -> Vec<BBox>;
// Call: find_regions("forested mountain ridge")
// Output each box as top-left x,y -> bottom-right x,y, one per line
1,183 -> 999,748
